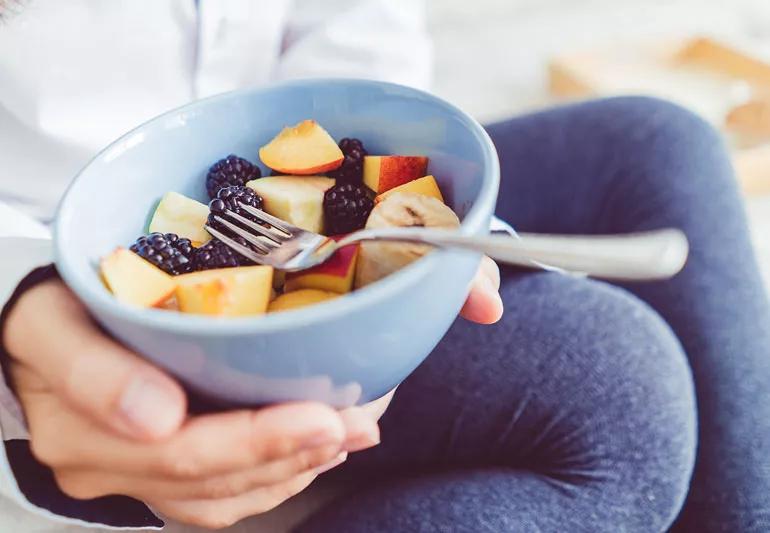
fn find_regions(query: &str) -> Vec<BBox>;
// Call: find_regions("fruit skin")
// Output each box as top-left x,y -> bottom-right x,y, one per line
355,192 -> 460,289
175,265 -> 274,316
327,138 -> 367,183
323,182 -> 375,235
205,155 -> 262,200
375,175 -> 444,204
363,155 -> 429,194
148,192 -> 211,246
130,232 -> 193,275
207,185 -> 264,234
268,289 -> 339,313
247,176 -> 334,234
101,248 -> 177,308
192,236 -> 254,271
259,120 -> 344,175
285,237 -> 359,294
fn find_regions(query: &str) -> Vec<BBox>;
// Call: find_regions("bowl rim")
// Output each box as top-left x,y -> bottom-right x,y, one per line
54,78 -> 500,335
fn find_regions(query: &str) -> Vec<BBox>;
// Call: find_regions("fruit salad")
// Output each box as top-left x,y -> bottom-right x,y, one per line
100,120 -> 460,316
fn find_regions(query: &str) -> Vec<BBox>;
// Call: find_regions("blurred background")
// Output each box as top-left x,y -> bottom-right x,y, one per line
427,0 -> 770,284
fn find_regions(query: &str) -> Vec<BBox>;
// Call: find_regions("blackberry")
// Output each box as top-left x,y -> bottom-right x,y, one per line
207,185 -> 264,234
165,233 -> 194,257
323,182 -> 374,235
130,232 -> 193,275
327,138 -> 367,183
193,237 -> 254,270
205,155 -> 261,200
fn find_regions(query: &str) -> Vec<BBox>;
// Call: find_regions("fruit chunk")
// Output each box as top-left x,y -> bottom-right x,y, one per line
101,248 -> 177,308
327,138 -> 368,182
285,238 -> 360,294
259,120 -> 344,175
247,176 -> 334,233
192,236 -> 254,271
207,185 -> 264,235
323,183 -> 374,235
130,232 -> 194,275
375,175 -> 444,204
355,192 -> 460,289
205,155 -> 261,200
363,156 -> 429,194
268,289 -> 339,313
175,266 -> 273,316
149,192 -> 211,246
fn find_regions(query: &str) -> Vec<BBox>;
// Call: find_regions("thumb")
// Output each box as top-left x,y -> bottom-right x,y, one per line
6,280 -> 186,441
460,256 -> 503,324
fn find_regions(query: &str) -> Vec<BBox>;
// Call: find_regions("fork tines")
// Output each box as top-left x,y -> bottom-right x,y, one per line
203,203 -> 296,264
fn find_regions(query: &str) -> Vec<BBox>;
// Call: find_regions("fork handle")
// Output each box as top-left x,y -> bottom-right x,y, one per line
341,227 -> 689,281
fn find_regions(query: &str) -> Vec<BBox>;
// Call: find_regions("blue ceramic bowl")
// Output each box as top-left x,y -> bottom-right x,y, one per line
54,79 -> 499,408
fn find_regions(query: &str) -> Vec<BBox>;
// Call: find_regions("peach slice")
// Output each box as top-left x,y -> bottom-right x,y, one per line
375,175 -> 444,204
285,237 -> 359,294
268,289 -> 340,313
247,176 -> 334,233
259,120 -> 344,175
175,266 -> 273,316
148,191 -> 211,245
100,248 -> 176,308
363,155 -> 429,194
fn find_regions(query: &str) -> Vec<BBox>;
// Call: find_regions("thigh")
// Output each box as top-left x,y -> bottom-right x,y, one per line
488,97 -> 770,530
303,272 -> 696,532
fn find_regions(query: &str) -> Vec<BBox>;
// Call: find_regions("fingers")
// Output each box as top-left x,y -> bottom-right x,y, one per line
53,449 -> 347,502
150,403 -> 347,478
27,396 -> 351,478
339,407 -> 381,452
460,256 -> 503,324
148,471 -> 319,530
7,280 -> 186,441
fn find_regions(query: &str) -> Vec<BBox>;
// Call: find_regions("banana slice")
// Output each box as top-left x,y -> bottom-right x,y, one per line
355,192 -> 460,288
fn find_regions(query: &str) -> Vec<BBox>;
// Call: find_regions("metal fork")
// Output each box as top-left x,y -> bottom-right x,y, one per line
204,203 -> 689,281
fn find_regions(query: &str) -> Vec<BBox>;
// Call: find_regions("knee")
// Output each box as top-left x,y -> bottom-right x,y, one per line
501,274 -> 697,526
597,96 -> 734,194
601,95 -> 721,148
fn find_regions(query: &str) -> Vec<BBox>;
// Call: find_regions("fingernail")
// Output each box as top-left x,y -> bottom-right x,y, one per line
119,375 -> 182,438
300,430 -> 343,451
314,452 -> 347,475
479,274 -> 499,299
481,257 -> 501,289
343,427 -> 380,452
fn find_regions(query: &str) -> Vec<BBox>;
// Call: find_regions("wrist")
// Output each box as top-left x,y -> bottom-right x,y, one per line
1,265 -> 60,394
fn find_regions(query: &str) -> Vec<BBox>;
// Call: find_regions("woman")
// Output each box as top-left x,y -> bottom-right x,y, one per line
1,1 -> 768,531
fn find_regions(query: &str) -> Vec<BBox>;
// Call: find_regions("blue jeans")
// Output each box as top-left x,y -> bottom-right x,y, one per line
297,97 -> 770,532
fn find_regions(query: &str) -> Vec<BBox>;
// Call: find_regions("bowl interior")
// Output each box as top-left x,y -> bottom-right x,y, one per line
55,79 -> 498,330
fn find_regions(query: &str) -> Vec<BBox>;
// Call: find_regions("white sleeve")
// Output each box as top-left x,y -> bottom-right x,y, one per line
274,0 -> 433,90
0,203 -> 162,530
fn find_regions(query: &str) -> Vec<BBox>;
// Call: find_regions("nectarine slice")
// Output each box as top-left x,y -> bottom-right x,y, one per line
363,155 -> 429,194
101,248 -> 177,308
375,175 -> 444,204
285,237 -> 359,294
268,289 -> 340,313
175,266 -> 273,316
259,120 -> 343,175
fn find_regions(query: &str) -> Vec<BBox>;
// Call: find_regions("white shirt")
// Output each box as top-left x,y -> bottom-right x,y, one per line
0,0 -> 431,529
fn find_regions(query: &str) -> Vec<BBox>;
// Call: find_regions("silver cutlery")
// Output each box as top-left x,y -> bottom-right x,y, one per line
205,203 -> 688,281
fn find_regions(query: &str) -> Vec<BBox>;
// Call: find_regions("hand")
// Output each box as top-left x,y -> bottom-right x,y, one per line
460,256 -> 503,324
3,280 -> 381,529
2,257 -> 499,529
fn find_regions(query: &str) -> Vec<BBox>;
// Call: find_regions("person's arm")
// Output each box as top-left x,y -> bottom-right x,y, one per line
275,0 -> 433,90
0,202 -> 165,529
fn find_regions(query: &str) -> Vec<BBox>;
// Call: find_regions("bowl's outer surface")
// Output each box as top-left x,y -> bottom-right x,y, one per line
55,79 -> 500,407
